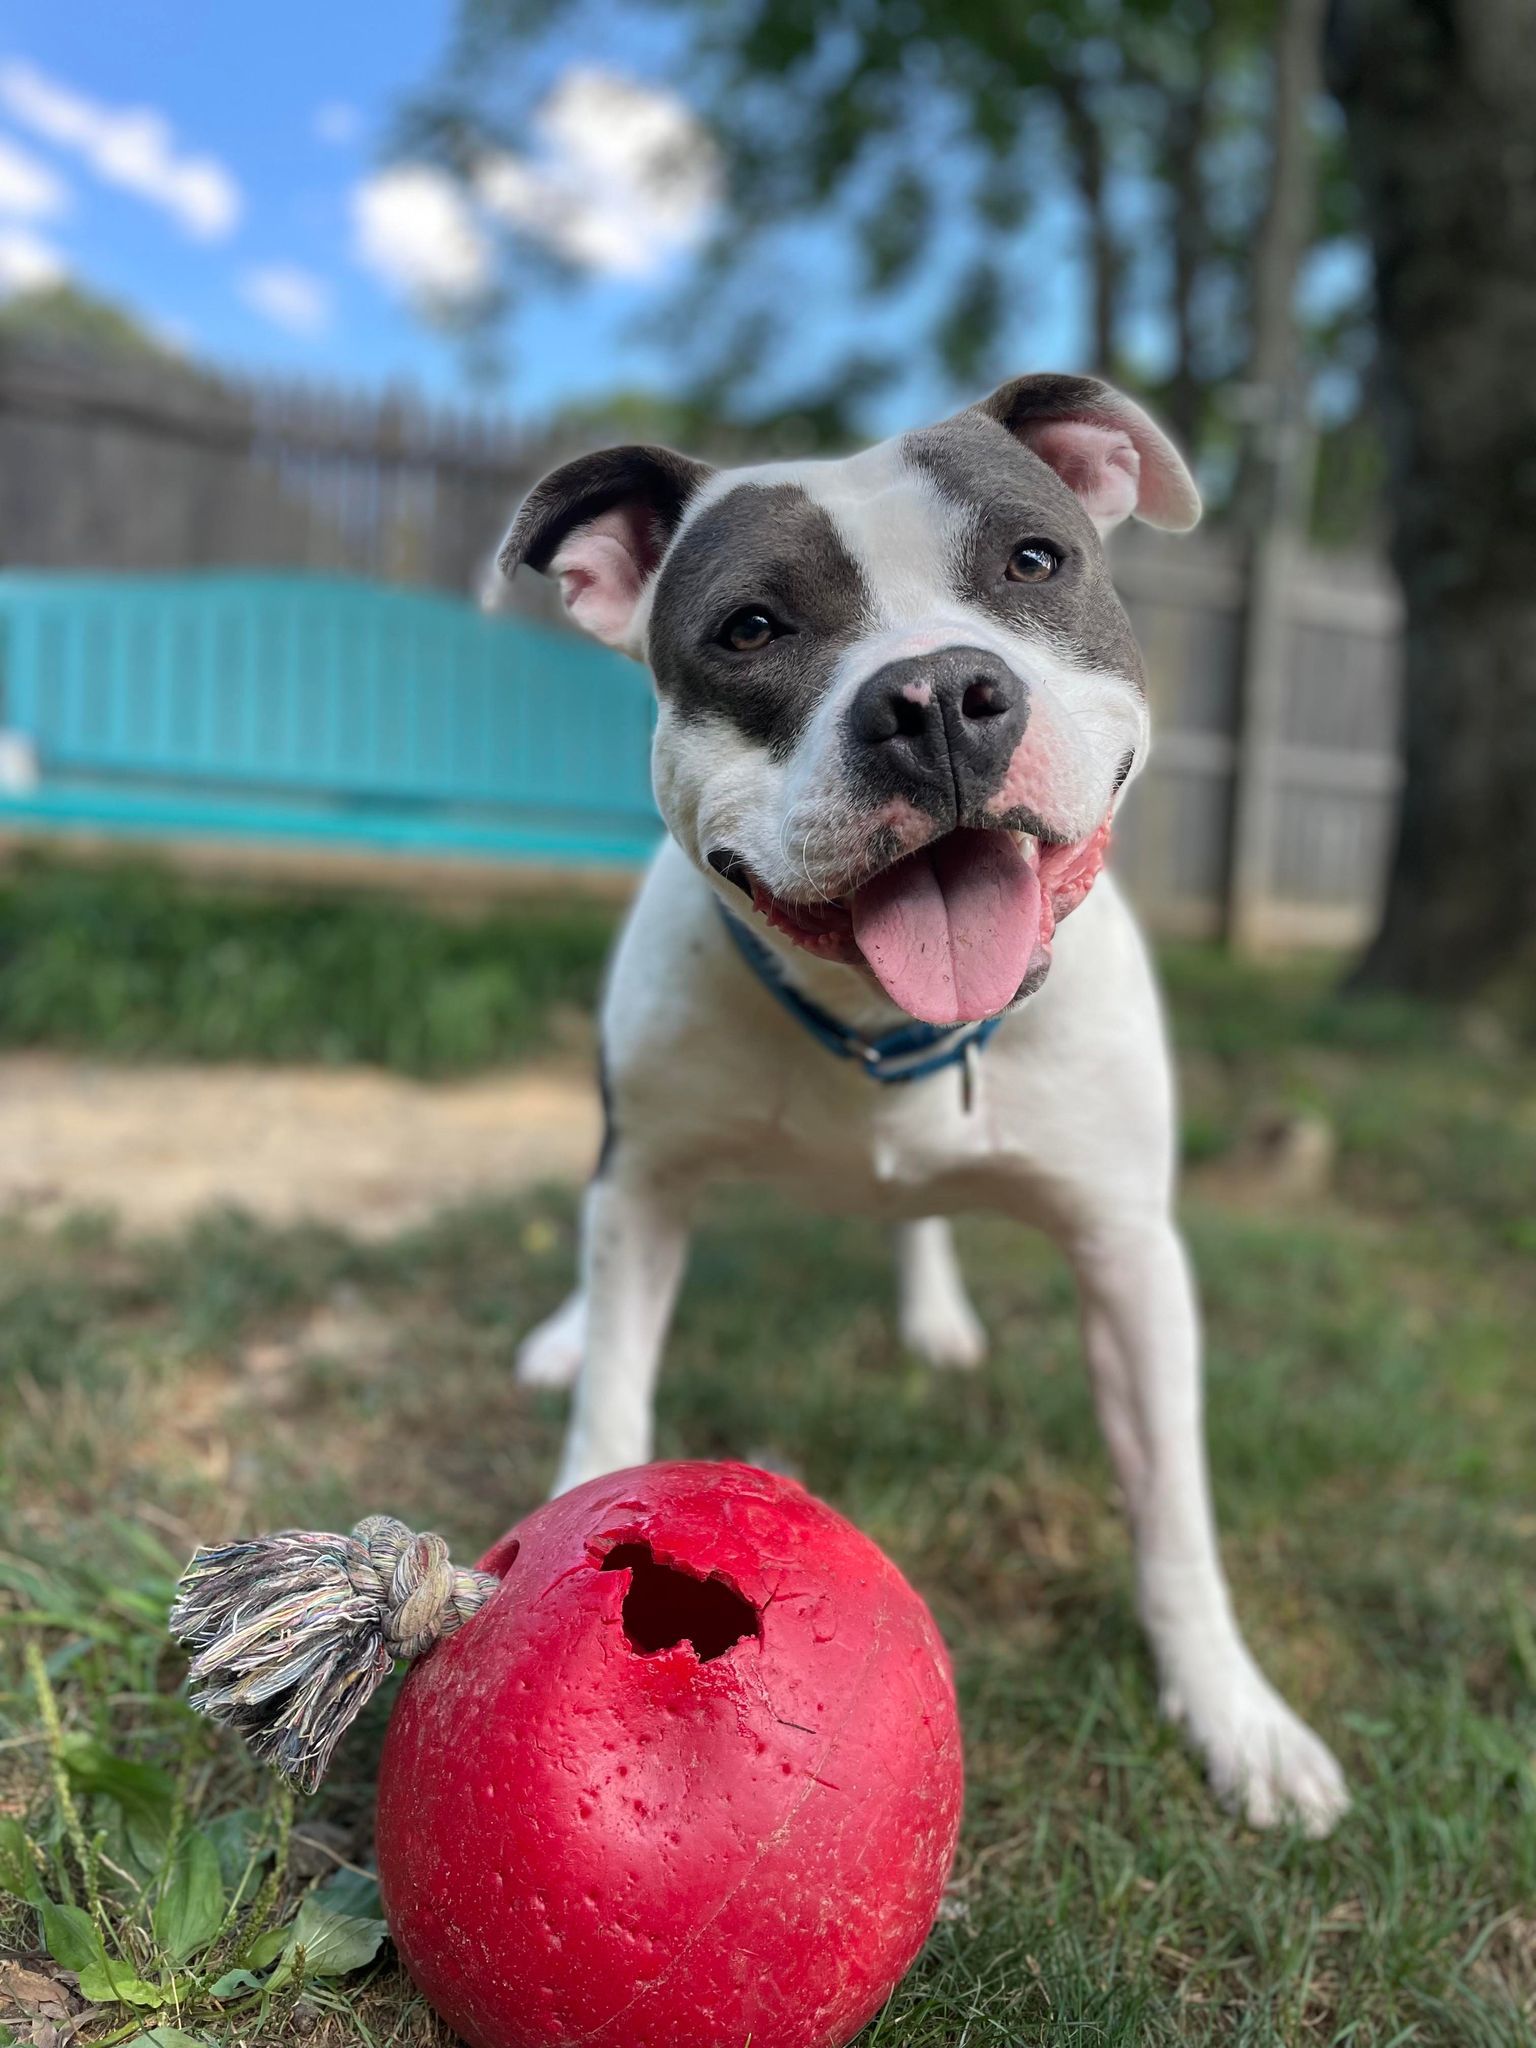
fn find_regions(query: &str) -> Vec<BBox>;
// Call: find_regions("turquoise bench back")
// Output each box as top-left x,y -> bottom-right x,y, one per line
0,572 -> 664,865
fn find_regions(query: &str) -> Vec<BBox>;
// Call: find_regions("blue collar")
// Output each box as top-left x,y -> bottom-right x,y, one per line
716,901 -> 1004,1088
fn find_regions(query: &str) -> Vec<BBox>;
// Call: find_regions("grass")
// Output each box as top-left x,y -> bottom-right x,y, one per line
2,875 -> 1535,2045
0,855 -> 618,1074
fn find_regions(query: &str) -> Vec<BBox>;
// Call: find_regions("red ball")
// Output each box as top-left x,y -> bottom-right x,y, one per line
375,1462 -> 963,2048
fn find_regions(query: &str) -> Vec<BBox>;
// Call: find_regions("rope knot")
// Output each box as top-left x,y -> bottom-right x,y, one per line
171,1513 -> 501,1793
352,1515 -> 494,1660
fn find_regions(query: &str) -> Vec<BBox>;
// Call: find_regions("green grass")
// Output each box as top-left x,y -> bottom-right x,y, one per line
2,902 -> 1534,2046
0,855 -> 618,1074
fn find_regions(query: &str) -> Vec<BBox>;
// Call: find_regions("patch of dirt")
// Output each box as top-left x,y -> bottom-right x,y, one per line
0,1053 -> 600,1236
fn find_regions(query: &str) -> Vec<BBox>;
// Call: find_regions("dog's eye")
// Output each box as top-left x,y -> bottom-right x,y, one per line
718,608 -> 782,652
1005,541 -> 1060,584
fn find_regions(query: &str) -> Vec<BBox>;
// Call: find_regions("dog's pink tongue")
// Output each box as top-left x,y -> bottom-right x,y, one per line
851,829 -> 1041,1025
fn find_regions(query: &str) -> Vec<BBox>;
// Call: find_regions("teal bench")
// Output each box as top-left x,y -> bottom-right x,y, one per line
0,572 -> 664,867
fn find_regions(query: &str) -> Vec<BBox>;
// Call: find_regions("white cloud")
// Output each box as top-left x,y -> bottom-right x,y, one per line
240,262 -> 331,336
475,68 -> 718,279
349,71 -> 716,312
0,223 -> 66,293
313,101 -> 361,147
0,131 -> 68,218
350,163 -> 490,304
0,58 -> 240,239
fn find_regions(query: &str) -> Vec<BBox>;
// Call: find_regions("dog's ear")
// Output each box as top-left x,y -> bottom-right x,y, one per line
499,445 -> 714,652
978,374 -> 1200,535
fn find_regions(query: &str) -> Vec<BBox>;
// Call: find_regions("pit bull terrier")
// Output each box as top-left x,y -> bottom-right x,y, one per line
498,372 -> 1349,1836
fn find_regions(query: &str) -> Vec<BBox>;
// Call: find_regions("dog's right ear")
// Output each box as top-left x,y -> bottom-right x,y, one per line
498,445 -> 714,653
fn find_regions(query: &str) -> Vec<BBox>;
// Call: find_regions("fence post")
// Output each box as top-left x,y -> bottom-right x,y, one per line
1225,520 -> 1296,951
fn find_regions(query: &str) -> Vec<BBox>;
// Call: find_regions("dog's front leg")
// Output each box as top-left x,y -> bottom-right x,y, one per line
552,1169 -> 691,1496
1069,1215 -> 1349,1836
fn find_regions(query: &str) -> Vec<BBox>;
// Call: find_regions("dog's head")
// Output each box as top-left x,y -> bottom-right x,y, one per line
502,374 -> 1198,1025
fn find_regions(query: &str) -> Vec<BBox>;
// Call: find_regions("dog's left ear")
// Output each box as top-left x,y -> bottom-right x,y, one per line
978,373 -> 1201,534
499,444 -> 714,653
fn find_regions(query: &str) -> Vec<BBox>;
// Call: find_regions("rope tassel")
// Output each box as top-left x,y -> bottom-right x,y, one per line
170,1515 -> 499,1794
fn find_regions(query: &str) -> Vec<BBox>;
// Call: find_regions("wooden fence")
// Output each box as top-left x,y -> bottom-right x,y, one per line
1111,528 -> 1402,949
0,342 -> 1405,945
0,338 -> 549,602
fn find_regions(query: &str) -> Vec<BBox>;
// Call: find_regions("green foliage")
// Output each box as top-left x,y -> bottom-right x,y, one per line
1159,942 -> 1453,1060
408,0 -> 1376,525
0,282 -> 184,363
266,1883 -> 388,1987
0,1618 -> 387,2036
0,855 -> 619,1076
153,1835 -> 227,1963
0,1817 -> 43,1903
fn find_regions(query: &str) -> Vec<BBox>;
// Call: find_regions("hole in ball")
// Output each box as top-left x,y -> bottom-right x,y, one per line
481,1534 -> 521,1579
600,1541 -> 760,1661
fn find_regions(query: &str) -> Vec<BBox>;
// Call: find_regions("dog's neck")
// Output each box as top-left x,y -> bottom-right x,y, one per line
707,874 -> 940,1038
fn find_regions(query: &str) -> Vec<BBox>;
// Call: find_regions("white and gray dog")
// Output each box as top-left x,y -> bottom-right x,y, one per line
498,372 -> 1348,1836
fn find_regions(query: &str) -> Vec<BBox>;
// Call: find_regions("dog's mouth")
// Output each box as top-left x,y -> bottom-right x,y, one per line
711,820 -> 1112,1027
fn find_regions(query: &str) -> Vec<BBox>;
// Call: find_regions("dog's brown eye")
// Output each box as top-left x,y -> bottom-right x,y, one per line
1005,541 -> 1060,584
719,608 -> 781,652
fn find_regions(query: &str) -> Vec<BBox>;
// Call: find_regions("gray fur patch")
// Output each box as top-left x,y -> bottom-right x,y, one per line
903,410 -> 1146,689
647,483 -> 873,756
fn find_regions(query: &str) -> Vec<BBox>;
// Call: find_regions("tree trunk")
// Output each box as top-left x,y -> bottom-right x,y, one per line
1162,19 -> 1219,455
1329,0 -> 1536,1003
1229,0 -> 1326,538
1057,79 -> 1122,375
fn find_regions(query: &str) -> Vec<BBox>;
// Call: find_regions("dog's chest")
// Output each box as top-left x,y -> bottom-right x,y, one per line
687,1046 -> 1052,1220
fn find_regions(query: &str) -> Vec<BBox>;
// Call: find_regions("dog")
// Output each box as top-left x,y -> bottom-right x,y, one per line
497,372 -> 1349,1837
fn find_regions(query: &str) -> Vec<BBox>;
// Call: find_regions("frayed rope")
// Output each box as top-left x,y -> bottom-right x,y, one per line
170,1515 -> 499,1794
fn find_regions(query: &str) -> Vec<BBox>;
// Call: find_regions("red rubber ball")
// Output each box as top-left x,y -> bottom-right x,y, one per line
375,1461 -> 963,2048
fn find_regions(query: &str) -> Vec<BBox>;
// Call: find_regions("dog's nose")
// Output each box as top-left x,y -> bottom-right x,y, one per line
847,647 -> 1027,818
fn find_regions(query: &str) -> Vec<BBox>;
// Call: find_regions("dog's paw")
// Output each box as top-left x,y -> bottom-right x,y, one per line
1163,1662 -> 1350,1838
900,1297 -> 988,1372
515,1295 -> 585,1390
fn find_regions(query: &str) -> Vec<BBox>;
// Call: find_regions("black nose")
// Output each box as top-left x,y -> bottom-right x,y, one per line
846,647 -> 1027,820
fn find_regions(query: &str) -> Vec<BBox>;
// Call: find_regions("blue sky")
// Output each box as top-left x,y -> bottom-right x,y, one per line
0,0 -> 1090,431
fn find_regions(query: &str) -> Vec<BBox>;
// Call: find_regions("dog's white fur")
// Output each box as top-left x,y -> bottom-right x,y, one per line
510,395 -> 1350,1837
